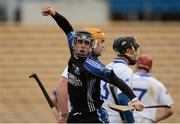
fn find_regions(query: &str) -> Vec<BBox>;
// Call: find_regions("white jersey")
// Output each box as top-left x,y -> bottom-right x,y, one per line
61,66 -> 68,78
101,58 -> 133,123
132,72 -> 174,122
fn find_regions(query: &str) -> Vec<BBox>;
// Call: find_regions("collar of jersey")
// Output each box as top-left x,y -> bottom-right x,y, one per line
113,58 -> 128,65
135,71 -> 151,77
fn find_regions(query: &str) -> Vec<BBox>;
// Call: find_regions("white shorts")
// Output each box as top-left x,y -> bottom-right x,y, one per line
135,117 -> 154,123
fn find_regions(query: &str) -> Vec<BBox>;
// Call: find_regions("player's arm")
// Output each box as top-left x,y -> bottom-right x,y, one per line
56,67 -> 69,123
51,11 -> 73,35
109,71 -> 144,111
154,84 -> 174,122
109,71 -> 136,100
117,93 -> 135,123
41,4 -> 73,36
42,4 -> 74,54
56,76 -> 68,123
154,105 -> 174,123
84,57 -> 143,111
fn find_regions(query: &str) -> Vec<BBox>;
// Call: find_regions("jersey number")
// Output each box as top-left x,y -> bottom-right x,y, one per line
133,88 -> 147,100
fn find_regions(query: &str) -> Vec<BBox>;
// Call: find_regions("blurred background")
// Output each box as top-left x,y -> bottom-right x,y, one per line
0,0 -> 180,123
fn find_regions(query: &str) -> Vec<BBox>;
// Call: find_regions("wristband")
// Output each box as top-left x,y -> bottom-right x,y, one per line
131,97 -> 138,103
59,112 -> 68,117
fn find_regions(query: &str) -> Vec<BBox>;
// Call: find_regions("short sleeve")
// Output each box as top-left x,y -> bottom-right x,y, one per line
158,83 -> 174,105
61,66 -> 68,79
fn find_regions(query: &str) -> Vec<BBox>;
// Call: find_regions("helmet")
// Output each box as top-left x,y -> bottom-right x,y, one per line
83,28 -> 106,56
73,31 -> 95,57
113,36 -> 140,65
83,28 -> 105,43
137,54 -> 153,71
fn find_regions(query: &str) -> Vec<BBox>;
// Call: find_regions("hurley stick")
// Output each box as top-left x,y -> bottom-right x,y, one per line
29,73 -> 59,120
108,103 -> 171,112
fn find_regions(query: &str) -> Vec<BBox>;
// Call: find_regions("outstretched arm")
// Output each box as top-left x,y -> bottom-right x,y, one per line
109,71 -> 144,111
41,4 -> 73,35
84,58 -> 144,111
109,72 -> 136,99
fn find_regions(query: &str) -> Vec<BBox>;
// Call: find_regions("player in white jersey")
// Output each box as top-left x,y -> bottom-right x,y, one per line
132,54 -> 174,123
101,36 -> 140,123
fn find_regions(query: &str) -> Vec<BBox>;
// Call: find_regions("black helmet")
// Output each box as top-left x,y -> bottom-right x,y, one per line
113,36 -> 140,65
73,31 -> 95,57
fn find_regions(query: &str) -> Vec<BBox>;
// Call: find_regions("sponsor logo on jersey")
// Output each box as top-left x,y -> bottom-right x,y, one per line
68,73 -> 82,86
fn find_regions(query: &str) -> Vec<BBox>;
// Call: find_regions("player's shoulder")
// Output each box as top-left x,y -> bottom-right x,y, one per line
148,76 -> 164,86
140,72 -> 165,87
133,72 -> 151,78
67,31 -> 75,38
67,31 -> 75,45
84,55 -> 106,70
110,63 -> 132,76
108,58 -> 132,70
84,55 -> 112,80
153,78 -> 166,89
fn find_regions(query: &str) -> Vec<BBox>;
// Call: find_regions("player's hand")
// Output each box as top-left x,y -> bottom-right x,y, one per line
41,3 -> 55,16
131,100 -> 144,111
57,116 -> 67,123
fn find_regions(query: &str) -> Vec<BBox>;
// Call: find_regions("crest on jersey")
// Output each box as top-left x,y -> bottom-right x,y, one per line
74,67 -> 80,75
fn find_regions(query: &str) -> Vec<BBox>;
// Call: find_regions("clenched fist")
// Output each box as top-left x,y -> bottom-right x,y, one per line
41,3 -> 55,16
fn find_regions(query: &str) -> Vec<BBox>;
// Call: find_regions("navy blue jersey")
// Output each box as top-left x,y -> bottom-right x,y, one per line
67,31 -> 112,112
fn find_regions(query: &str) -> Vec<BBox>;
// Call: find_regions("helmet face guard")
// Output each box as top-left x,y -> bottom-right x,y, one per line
125,45 -> 141,65
75,37 -> 93,47
113,36 -> 140,65
73,31 -> 94,58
